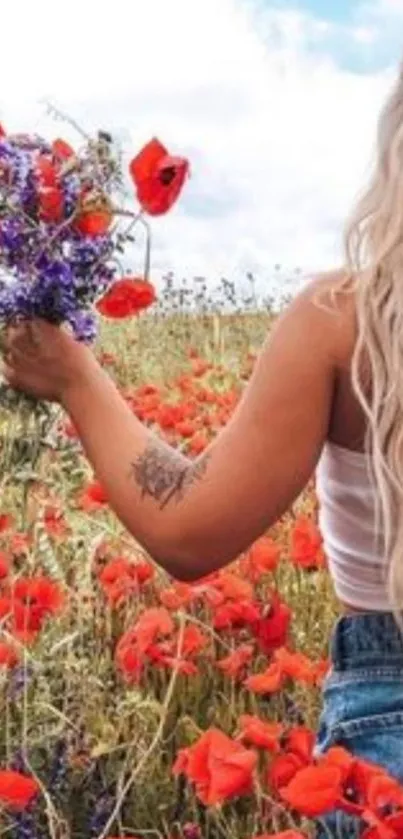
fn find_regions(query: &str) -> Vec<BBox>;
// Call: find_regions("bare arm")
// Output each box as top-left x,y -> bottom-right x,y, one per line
5,278 -> 346,580
56,280 -> 341,580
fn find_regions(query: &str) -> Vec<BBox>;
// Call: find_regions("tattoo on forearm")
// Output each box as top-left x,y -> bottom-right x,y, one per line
130,440 -> 210,509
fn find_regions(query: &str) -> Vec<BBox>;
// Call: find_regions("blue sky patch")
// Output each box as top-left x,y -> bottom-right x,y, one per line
259,0 -> 402,73
266,0 -> 355,23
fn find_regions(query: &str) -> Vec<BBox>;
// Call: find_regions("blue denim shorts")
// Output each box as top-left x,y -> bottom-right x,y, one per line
315,612 -> 403,838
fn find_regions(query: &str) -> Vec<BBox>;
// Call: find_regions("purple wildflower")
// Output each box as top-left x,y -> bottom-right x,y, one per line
8,664 -> 34,700
11,809 -> 39,839
0,131 -> 120,341
48,739 -> 68,793
89,789 -> 115,836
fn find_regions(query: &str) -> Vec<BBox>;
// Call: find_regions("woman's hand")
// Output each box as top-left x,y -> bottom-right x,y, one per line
2,319 -> 97,402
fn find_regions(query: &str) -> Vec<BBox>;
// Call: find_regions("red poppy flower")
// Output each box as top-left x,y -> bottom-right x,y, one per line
9,577 -> 65,641
52,138 -> 75,161
115,607 -> 175,682
159,582 -> 193,611
134,607 -> 174,654
155,404 -> 180,430
361,812 -> 403,839
320,746 -> 356,781
0,599 -> 40,644
132,560 -> 154,585
252,594 -> 291,655
37,186 -> 64,223
172,747 -> 190,777
130,138 -> 189,216
290,516 -> 326,570
175,419 -> 196,439
269,752 -> 306,792
21,577 -> 64,615
0,769 -> 39,810
285,727 -> 315,764
151,650 -> 198,676
244,662 -> 284,695
43,505 -> 69,539
96,277 -> 156,319
36,156 -> 57,187
99,559 -> 137,605
173,727 -> 256,806
213,599 -> 261,630
35,155 -> 64,223
214,572 -> 254,602
216,644 -> 254,679
239,715 -> 284,752
280,764 -> 343,817
321,749 -> 403,821
0,514 -> 13,533
78,480 -> 108,511
244,537 -> 280,578
74,210 -> 112,237
0,551 -> 9,580
180,625 -> 208,658
275,647 -> 317,685
0,641 -> 18,668
115,640 -> 142,682
98,557 -> 154,605
366,772 -> 403,812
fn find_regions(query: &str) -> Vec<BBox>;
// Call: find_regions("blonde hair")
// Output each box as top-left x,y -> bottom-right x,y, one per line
340,64 -> 403,615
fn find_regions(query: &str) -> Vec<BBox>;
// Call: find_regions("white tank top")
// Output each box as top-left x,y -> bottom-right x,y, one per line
315,441 -> 388,611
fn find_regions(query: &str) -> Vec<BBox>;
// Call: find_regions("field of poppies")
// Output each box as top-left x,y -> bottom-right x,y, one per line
1,301 -> 403,839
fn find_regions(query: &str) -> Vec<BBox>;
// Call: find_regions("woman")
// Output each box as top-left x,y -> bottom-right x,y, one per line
5,67 -> 403,835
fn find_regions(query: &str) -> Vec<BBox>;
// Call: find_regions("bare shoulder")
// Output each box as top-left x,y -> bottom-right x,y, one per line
295,267 -> 355,318
275,268 -> 356,369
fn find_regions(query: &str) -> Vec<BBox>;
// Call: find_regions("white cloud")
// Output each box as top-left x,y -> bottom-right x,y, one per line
363,0 -> 403,16
0,0 -> 400,295
351,25 -> 378,43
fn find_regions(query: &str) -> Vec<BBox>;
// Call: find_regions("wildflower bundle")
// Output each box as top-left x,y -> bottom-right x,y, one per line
0,126 -> 189,341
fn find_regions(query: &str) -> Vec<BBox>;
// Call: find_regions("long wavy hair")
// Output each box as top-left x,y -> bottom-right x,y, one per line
339,64 -> 403,614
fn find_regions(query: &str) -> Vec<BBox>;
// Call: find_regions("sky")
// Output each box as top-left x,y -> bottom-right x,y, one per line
1,0 -> 403,296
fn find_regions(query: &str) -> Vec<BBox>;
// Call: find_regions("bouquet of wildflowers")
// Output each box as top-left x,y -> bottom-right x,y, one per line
0,127 -> 189,341
0,122 -> 189,482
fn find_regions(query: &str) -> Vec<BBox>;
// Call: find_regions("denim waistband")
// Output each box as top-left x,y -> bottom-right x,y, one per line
330,612 -> 403,670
